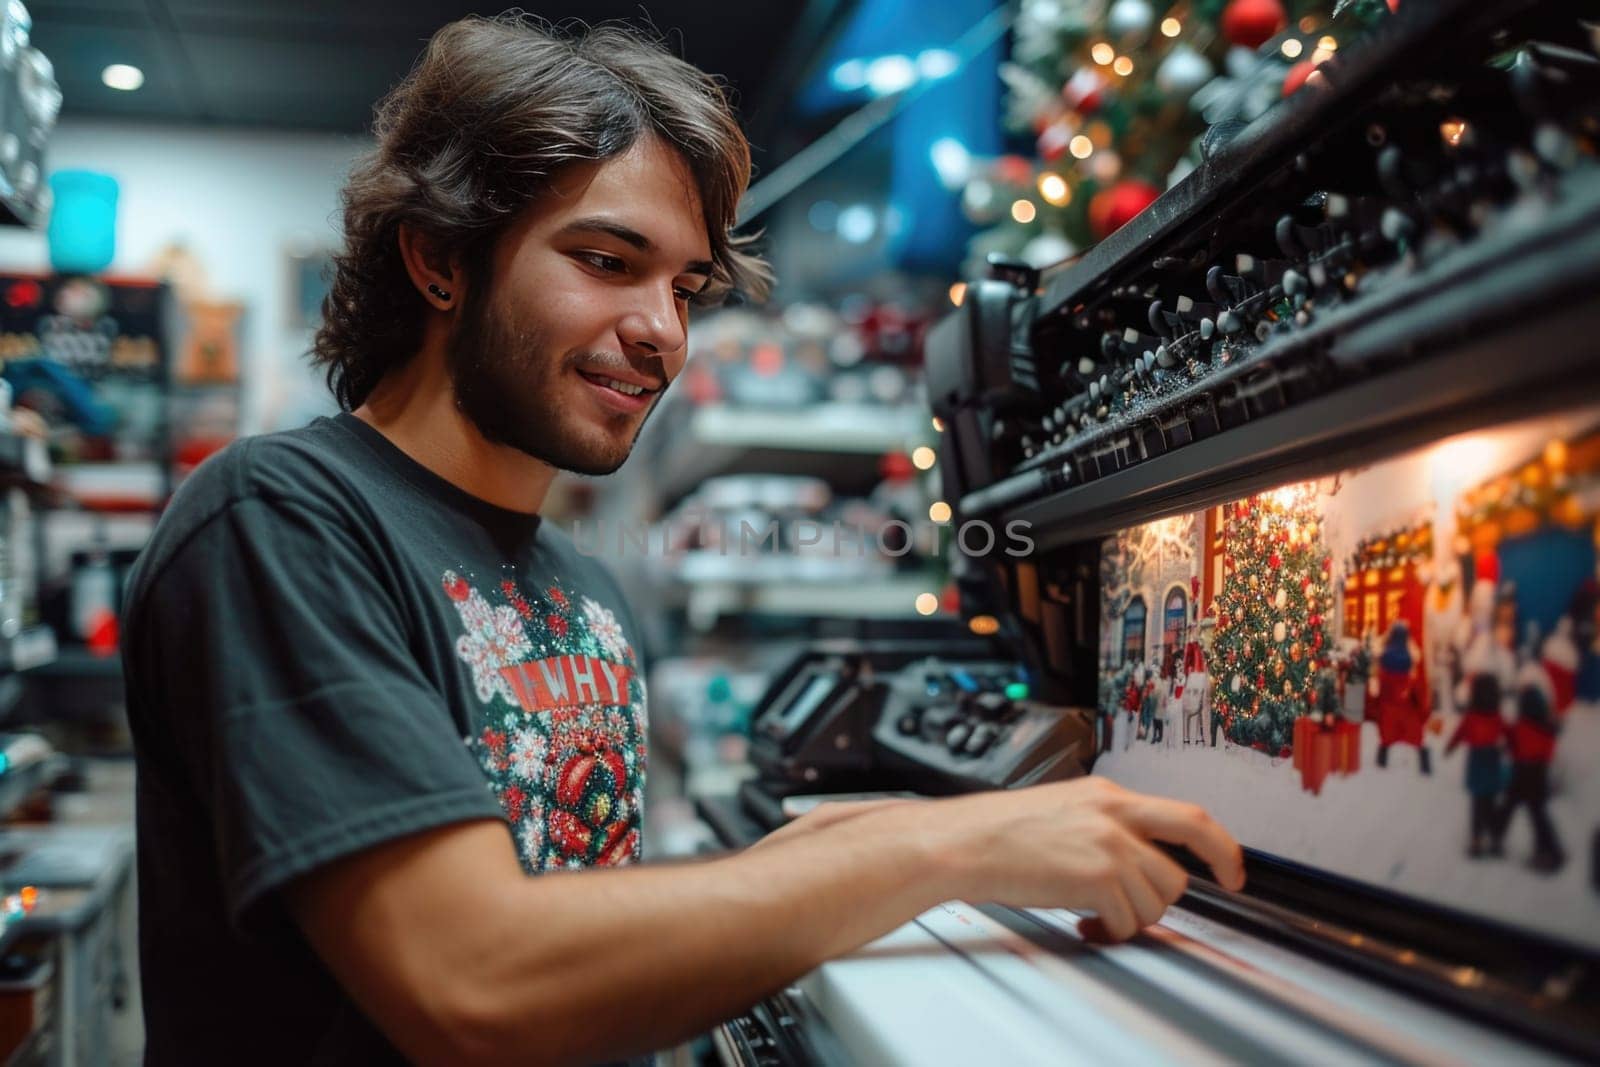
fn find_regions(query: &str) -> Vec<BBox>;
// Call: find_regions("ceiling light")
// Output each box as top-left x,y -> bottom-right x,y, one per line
916,49 -> 959,80
102,64 -> 144,91
865,54 -> 917,96
831,59 -> 867,91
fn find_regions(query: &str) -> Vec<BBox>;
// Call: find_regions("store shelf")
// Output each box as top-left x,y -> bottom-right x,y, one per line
0,748 -> 67,824
22,643 -> 117,680
657,402 -> 933,505
680,574 -> 945,630
0,627 -> 56,674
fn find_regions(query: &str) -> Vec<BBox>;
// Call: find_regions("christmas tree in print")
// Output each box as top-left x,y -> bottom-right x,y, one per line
1210,484 -> 1335,755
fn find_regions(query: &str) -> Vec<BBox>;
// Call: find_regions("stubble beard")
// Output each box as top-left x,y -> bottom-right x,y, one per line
445,283 -> 665,477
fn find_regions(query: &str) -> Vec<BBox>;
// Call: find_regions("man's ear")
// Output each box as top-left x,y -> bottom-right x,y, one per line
397,223 -> 460,309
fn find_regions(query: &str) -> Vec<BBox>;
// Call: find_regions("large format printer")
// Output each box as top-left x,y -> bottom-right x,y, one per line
698,0 -> 1600,1062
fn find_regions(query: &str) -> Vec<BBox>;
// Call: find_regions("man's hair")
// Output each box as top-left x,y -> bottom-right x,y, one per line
313,14 -> 772,410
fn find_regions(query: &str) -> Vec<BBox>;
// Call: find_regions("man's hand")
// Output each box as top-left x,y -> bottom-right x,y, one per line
910,777 -> 1244,942
288,778 -> 1242,1065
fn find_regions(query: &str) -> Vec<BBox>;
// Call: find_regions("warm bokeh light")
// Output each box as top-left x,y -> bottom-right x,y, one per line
1318,34 -> 1338,50
1069,135 -> 1093,159
911,446 -> 938,470
1038,172 -> 1070,205
929,501 -> 953,523
1440,118 -> 1467,146
1091,42 -> 1116,65
915,593 -> 940,616
1011,199 -> 1037,223
968,615 -> 1001,636
1281,38 -> 1304,58
1160,17 -> 1181,37
1112,56 -> 1134,76
948,281 -> 967,306
931,416 -> 945,432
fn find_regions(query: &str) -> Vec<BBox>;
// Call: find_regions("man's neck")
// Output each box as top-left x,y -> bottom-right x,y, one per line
352,348 -> 557,515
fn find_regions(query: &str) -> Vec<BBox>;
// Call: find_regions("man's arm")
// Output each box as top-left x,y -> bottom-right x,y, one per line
289,777 -> 1244,1067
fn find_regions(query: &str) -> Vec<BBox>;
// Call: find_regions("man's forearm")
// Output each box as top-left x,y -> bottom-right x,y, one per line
463,801 -> 962,1065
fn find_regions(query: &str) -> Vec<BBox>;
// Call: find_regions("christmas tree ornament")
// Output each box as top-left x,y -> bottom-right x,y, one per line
1274,588 -> 1287,609
1222,0 -> 1287,50
1061,68 -> 1107,114
994,154 -> 1035,186
1269,551 -> 1282,569
1107,0 -> 1155,44
1038,119 -> 1075,161
1157,45 -> 1214,97
1088,180 -> 1161,240
1231,674 -> 1243,693
1274,621 -> 1287,643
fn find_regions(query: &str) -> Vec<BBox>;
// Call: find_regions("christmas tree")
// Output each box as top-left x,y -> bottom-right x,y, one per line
1209,483 -> 1336,754
957,0 -> 1395,275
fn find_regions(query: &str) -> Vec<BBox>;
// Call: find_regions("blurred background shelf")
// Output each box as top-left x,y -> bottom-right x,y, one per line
656,402 -> 932,505
676,574 -> 942,631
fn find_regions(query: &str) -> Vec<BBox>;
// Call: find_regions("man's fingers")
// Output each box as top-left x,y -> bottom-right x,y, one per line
1131,836 -> 1189,905
1088,882 -> 1139,942
1121,798 -> 1246,891
1120,864 -> 1167,930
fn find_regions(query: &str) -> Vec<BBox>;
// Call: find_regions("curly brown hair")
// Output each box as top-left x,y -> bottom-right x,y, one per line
312,14 -> 772,410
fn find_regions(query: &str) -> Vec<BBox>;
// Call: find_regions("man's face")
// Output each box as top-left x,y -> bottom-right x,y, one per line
448,135 -> 713,476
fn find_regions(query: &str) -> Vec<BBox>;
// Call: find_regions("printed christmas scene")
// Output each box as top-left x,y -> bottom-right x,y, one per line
1093,410 -> 1600,951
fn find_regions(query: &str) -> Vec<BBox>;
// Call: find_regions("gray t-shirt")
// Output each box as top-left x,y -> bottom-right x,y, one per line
122,413 -> 649,1064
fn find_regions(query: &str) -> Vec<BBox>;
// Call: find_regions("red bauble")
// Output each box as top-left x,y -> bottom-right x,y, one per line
1088,180 -> 1161,240
1269,552 -> 1281,569
994,154 -> 1034,186
1222,0 -> 1287,49
1283,58 -> 1317,97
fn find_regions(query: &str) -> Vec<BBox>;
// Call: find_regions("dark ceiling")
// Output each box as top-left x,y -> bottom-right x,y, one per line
27,0 -> 847,153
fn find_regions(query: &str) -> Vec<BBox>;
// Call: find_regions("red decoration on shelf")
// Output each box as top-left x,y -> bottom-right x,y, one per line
1221,0 -> 1287,49
1088,180 -> 1161,240
1283,58 -> 1317,97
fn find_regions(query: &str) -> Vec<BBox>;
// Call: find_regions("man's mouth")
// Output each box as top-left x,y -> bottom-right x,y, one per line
577,369 -> 660,397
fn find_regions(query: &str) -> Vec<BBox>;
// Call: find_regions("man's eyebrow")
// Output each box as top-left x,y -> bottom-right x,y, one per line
558,216 -> 714,275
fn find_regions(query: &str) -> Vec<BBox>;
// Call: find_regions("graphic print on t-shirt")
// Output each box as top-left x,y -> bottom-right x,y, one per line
441,569 -> 647,871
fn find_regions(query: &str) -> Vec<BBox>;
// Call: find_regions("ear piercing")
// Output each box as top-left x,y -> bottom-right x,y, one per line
427,282 -> 453,303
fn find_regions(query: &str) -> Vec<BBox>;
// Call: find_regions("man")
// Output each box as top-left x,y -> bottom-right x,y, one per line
122,15 -> 1245,1066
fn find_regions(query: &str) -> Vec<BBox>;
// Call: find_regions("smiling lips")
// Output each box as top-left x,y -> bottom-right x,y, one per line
579,369 -> 659,398
577,368 -> 661,412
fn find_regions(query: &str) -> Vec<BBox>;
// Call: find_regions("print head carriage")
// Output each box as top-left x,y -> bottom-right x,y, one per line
441,570 -> 646,871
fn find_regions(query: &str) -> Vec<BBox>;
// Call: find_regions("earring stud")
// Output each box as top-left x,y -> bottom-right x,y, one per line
427,282 -> 452,302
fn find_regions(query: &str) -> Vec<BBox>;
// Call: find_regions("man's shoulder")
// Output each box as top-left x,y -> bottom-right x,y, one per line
126,419 -> 377,599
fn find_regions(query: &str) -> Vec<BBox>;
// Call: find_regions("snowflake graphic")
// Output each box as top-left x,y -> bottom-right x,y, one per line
444,571 -> 532,705
508,728 -> 548,783
580,596 -> 628,660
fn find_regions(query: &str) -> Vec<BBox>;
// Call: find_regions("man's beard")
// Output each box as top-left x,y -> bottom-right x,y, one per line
445,284 -> 667,477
